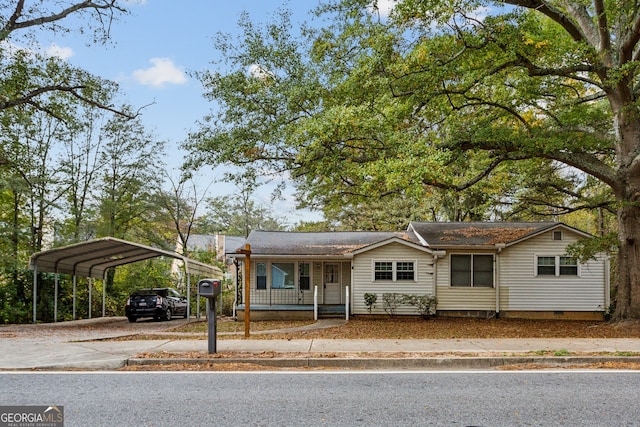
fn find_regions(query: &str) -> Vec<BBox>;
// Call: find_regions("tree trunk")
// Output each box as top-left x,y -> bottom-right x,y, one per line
613,188 -> 640,320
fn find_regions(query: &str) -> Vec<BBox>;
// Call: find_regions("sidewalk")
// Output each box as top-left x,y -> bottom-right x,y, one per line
1,318 -> 640,370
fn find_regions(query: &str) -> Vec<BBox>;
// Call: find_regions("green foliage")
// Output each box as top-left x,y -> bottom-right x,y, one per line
195,180 -> 287,237
565,232 -> 619,262
400,294 -> 438,317
363,292 -> 377,313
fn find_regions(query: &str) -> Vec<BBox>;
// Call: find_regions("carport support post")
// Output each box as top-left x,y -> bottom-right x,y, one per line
88,278 -> 92,319
72,276 -> 77,320
54,274 -> 59,323
32,266 -> 38,324
186,271 -> 191,321
102,271 -> 107,318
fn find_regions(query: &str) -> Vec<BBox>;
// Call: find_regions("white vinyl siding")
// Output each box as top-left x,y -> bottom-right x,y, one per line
498,230 -> 606,312
352,242 -> 434,315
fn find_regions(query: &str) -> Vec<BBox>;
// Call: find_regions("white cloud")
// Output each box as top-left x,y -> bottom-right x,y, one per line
0,41 -> 74,60
248,63 -> 275,81
46,44 -> 74,60
368,0 -> 396,18
132,57 -> 188,87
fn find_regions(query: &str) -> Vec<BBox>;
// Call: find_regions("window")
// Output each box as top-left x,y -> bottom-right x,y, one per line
256,263 -> 267,289
559,257 -> 578,275
450,254 -> 494,288
536,256 -> 578,276
374,262 -> 393,280
537,256 -> 556,275
299,262 -> 310,290
374,261 -> 416,281
271,262 -> 295,289
553,231 -> 562,240
396,262 -> 415,281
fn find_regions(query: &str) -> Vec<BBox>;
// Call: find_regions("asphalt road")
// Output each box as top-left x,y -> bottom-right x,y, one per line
1,371 -> 638,426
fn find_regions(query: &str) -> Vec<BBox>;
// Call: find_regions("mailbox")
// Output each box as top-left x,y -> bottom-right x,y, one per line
198,279 -> 221,297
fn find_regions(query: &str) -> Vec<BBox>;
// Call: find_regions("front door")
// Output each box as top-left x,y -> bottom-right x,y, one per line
324,263 -> 341,304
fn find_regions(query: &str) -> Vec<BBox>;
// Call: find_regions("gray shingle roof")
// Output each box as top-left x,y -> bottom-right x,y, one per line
408,221 -> 560,248
242,230 -> 418,256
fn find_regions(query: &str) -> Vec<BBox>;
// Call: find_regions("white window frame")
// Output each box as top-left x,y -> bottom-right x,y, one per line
371,260 -> 417,282
534,255 -> 580,277
449,254 -> 494,288
255,261 -> 310,290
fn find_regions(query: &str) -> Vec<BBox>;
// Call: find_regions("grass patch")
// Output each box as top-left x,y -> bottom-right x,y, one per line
169,319 -> 316,334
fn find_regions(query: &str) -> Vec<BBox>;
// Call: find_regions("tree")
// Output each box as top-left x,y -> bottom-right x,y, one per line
155,174 -> 209,256
195,181 -> 286,237
94,111 -> 165,240
0,1 -> 128,115
381,0 -> 637,319
187,2 -> 640,319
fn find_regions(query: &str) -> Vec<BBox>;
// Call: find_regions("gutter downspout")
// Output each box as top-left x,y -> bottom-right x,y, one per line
431,251 -> 446,308
495,243 -> 506,316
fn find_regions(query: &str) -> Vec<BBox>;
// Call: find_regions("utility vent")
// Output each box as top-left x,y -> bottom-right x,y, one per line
553,231 -> 562,241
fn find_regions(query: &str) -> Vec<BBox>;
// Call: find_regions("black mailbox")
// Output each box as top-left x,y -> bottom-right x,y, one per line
198,279 -> 221,297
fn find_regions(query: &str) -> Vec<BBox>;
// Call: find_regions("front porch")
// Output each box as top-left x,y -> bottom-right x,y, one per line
235,304 -> 347,321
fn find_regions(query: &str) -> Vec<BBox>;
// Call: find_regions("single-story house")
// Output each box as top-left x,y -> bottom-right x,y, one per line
229,222 -> 610,320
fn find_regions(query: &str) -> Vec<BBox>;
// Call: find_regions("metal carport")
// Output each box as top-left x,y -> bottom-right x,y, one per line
29,237 -> 222,323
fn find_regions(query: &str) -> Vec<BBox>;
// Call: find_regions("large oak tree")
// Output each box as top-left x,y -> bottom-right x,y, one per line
186,1 -> 639,319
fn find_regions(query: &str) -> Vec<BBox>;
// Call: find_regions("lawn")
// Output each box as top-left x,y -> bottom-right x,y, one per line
170,317 -> 640,340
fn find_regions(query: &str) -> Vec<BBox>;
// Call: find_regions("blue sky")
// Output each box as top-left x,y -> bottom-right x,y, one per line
16,0 -> 395,226
45,0 -> 326,225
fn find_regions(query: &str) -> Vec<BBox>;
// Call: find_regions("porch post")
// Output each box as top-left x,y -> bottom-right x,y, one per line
314,285 -> 318,321
345,285 -> 349,321
235,244 -> 251,338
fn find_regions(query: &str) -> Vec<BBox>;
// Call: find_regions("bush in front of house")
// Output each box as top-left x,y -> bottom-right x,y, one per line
367,293 -> 437,318
364,293 -> 377,313
382,293 -> 401,316
401,294 -> 438,318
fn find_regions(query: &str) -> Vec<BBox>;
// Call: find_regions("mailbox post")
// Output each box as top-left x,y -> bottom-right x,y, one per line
198,279 -> 221,354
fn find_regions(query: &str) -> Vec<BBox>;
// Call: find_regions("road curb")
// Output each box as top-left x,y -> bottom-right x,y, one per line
126,356 -> 640,370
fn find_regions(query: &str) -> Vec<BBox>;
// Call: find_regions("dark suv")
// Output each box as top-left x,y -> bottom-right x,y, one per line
125,287 -> 188,322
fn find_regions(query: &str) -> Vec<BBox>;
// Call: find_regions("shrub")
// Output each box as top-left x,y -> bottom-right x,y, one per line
401,294 -> 438,318
382,293 -> 400,316
364,293 -> 377,314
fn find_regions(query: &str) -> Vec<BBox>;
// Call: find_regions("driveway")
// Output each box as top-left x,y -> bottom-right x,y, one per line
0,316 -> 189,342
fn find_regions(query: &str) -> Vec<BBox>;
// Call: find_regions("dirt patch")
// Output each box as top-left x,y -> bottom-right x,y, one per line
184,317 -> 640,340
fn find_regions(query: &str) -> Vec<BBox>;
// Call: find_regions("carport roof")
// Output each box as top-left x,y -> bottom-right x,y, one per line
29,237 -> 221,279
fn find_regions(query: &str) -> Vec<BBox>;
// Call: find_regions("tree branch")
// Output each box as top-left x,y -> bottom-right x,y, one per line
1,1 -> 125,42
0,84 -> 136,119
500,0 -> 586,42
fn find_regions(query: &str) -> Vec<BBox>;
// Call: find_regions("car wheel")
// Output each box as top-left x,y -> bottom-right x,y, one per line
183,309 -> 188,319
164,308 -> 172,321
127,316 -> 137,323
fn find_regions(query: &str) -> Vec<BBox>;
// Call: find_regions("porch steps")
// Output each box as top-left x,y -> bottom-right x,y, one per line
317,305 -> 346,318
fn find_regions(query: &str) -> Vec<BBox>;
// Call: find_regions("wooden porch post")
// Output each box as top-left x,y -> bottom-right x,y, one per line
236,244 -> 252,338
